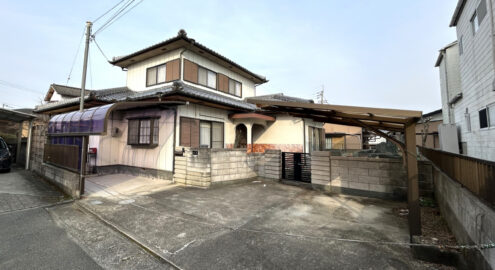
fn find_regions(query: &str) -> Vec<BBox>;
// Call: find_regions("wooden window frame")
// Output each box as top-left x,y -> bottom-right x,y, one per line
180,117 -> 224,149
145,59 -> 180,87
127,117 -> 159,147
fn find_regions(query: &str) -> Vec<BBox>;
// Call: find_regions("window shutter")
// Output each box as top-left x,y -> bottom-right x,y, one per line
166,59 -> 180,82
180,117 -> 191,147
218,74 -> 229,93
478,0 -> 487,23
183,59 -> 198,83
212,122 -> 224,148
191,119 -> 200,148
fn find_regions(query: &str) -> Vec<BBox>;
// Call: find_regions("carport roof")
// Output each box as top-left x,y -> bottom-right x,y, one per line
245,98 -> 422,133
0,107 -> 36,122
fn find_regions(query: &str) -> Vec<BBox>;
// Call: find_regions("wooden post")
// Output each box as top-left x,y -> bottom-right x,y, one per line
16,122 -> 23,164
405,123 -> 421,237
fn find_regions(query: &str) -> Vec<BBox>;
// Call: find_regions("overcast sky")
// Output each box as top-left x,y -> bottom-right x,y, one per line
0,0 -> 457,113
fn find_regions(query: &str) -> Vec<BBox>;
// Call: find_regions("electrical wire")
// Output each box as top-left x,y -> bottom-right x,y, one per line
92,37 -> 110,62
66,26 -> 86,85
93,0 -> 144,36
93,0 -> 135,36
0,79 -> 43,95
92,0 -> 127,23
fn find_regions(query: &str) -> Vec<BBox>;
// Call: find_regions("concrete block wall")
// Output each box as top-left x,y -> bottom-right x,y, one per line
173,149 -> 281,188
311,151 -> 331,188
311,153 -> 434,200
434,168 -> 495,269
41,164 -> 80,198
263,150 -> 281,180
29,123 -> 46,174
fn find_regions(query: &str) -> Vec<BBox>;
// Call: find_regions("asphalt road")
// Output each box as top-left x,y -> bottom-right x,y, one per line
0,207 -> 102,270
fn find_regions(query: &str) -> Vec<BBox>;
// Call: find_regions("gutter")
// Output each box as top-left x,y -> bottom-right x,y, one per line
488,0 -> 495,91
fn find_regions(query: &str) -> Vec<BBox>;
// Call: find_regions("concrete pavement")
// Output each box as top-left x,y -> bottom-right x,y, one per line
82,175 -> 441,269
0,167 -> 171,269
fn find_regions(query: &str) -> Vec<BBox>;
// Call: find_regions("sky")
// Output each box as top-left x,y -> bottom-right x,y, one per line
0,0 -> 457,113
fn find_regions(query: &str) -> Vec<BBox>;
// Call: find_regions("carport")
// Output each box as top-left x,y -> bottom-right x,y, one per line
246,98 -> 423,237
0,107 -> 36,169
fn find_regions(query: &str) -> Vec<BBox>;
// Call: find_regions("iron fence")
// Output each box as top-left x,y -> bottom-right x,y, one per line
43,143 -> 80,172
418,146 -> 495,208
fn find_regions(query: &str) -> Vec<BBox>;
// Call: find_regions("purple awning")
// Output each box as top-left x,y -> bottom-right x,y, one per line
48,104 -> 112,135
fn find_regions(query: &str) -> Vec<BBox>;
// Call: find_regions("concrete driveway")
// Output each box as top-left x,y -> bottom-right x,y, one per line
80,176 -> 436,269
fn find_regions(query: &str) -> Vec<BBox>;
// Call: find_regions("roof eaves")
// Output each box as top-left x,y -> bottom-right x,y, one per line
450,0 -> 466,27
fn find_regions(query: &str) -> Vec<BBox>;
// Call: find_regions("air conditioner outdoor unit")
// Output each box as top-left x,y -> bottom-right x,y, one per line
111,127 -> 120,137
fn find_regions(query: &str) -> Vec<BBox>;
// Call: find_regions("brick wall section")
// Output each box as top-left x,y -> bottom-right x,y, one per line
30,121 -> 47,174
310,152 -> 434,199
173,149 -> 281,187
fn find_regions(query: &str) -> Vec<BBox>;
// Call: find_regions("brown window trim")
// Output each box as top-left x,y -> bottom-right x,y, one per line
127,118 -> 159,147
182,59 -> 243,98
145,59 -> 180,87
180,117 -> 224,148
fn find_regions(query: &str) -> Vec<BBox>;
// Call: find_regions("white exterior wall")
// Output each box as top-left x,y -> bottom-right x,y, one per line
452,0 -> 495,161
96,109 -> 175,172
182,50 -> 256,99
125,49 -> 182,91
439,44 -> 461,124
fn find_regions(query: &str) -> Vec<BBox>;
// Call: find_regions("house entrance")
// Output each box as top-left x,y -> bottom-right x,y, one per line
282,152 -> 311,183
234,124 -> 247,148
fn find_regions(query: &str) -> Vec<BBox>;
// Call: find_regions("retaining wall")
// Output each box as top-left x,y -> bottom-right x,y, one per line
434,168 -> 495,269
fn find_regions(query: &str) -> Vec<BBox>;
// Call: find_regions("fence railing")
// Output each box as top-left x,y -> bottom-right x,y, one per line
43,143 -> 80,172
418,146 -> 495,208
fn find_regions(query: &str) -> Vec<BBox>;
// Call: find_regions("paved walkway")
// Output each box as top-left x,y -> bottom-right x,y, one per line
81,175 -> 440,269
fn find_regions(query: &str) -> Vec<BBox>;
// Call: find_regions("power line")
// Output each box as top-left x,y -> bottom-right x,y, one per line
93,0 -> 135,36
93,0 -> 144,36
92,37 -> 110,62
66,26 -> 86,85
92,0 -> 127,23
0,79 -> 43,95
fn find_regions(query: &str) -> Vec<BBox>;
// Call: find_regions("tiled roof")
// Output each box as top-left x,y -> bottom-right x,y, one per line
109,30 -> 267,84
35,82 -> 257,112
249,93 -> 314,104
50,84 -> 91,97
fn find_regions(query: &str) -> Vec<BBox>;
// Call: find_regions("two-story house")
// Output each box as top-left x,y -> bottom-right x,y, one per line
436,0 -> 495,161
35,30 -> 325,179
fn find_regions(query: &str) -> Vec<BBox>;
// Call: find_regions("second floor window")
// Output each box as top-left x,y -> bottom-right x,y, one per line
147,64 -> 166,86
228,79 -> 242,97
198,67 -> 217,89
471,0 -> 487,34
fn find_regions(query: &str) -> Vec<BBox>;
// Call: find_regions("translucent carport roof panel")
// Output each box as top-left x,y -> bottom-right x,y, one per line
48,104 -> 113,135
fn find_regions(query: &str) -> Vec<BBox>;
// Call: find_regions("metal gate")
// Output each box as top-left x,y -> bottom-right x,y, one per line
282,152 -> 311,182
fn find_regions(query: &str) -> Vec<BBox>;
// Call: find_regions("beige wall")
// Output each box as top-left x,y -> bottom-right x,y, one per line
182,50 -> 256,99
125,49 -> 182,91
251,114 -> 303,145
96,108 -> 175,172
416,120 -> 441,149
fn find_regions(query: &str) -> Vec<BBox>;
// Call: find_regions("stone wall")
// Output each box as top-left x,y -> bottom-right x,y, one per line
29,121 -> 47,175
310,152 -> 434,200
434,167 -> 495,269
173,149 -> 281,188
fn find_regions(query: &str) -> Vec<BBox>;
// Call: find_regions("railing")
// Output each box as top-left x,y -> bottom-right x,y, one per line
43,143 -> 80,172
418,146 -> 495,208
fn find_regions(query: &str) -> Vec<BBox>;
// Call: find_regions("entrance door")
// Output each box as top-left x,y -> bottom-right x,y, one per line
282,152 -> 311,182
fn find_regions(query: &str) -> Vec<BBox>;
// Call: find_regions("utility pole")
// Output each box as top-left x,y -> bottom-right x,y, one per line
316,85 -> 327,104
80,21 -> 92,111
79,21 -> 92,197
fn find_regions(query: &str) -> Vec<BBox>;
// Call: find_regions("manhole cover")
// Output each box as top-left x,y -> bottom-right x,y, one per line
89,200 -> 103,205
118,199 -> 135,205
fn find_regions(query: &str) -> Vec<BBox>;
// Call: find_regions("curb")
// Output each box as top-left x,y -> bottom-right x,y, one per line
75,201 -> 183,270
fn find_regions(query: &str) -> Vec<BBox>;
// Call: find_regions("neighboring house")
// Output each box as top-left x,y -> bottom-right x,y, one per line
437,0 -> 495,161
35,30 -> 325,178
44,84 -> 91,102
323,124 -> 362,150
415,109 -> 442,149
